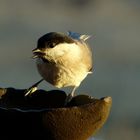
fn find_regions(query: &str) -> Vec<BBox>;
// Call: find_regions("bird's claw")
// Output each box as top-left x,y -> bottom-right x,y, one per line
64,93 -> 74,106
24,79 -> 44,96
24,87 -> 38,96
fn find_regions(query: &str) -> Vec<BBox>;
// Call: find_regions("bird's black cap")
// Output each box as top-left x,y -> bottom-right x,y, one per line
37,32 -> 75,49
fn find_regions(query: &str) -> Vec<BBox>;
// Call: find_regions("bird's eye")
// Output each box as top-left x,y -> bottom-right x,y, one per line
49,43 -> 55,48
49,44 -> 53,48
49,43 -> 56,48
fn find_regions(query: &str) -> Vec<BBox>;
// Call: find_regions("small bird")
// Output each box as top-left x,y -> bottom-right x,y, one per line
25,31 -> 93,104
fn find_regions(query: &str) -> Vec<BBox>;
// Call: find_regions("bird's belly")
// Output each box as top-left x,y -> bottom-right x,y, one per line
36,60 -> 88,88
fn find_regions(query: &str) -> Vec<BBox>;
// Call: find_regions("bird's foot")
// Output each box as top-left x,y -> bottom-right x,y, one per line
64,86 -> 77,106
64,92 -> 75,106
24,79 -> 44,96
24,86 -> 38,96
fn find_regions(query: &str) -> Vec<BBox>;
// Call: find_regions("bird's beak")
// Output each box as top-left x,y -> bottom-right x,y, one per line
32,48 -> 45,59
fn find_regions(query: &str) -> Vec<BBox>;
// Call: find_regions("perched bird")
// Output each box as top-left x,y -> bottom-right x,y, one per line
25,31 -> 93,104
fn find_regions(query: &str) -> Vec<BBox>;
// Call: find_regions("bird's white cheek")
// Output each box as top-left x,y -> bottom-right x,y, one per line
49,49 -> 65,58
42,49 -> 65,60
45,48 -> 67,60
52,43 -> 81,59
43,43 -> 81,61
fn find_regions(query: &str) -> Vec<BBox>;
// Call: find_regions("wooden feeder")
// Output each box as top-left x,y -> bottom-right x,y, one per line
0,88 -> 112,140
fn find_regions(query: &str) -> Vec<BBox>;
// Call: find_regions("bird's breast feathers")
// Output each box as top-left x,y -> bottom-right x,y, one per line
36,57 -> 89,88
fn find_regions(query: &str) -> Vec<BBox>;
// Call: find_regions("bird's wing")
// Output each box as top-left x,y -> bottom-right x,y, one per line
67,31 -> 93,73
67,31 -> 91,41
80,42 -> 93,73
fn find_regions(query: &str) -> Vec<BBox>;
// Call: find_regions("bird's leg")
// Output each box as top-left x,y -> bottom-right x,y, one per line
64,86 -> 77,105
24,79 -> 44,96
70,86 -> 77,97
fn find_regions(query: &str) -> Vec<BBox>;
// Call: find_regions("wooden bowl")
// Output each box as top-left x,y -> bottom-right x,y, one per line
0,88 -> 112,140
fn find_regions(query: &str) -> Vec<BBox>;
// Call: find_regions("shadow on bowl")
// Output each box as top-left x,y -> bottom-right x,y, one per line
0,88 -> 112,140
